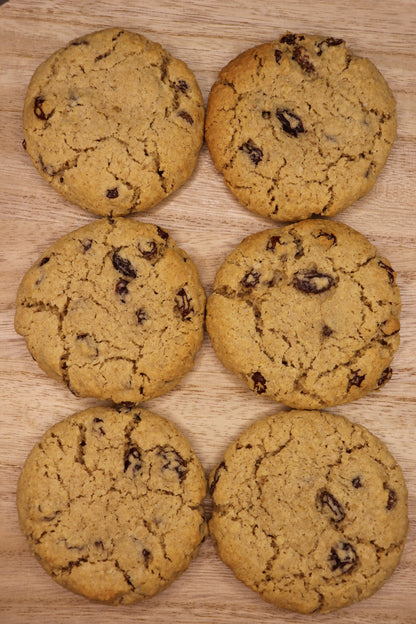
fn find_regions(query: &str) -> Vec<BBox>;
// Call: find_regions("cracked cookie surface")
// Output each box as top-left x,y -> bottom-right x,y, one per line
14,217 -> 206,402
209,410 -> 408,613
205,33 -> 397,221
17,406 -> 207,604
206,219 -> 400,408
23,27 -> 204,216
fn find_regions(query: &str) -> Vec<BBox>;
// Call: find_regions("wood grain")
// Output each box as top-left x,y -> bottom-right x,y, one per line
0,1 -> 415,622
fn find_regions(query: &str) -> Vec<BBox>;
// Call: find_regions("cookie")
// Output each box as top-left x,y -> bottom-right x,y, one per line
205,33 -> 397,222
206,219 -> 400,408
23,27 -> 204,216
209,409 -> 408,613
15,217 -> 206,403
17,406 -> 207,604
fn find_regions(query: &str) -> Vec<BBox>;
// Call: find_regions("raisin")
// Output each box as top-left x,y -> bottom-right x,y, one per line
239,139 -> 263,165
352,476 -> 362,489
292,45 -> 315,72
280,33 -> 304,45
124,447 -> 142,476
142,548 -> 152,567
316,37 -> 344,56
71,39 -> 90,46
377,367 -> 392,388
115,278 -> 129,300
314,230 -> 337,245
157,226 -> 169,240
252,371 -> 267,394
385,486 -> 398,510
209,461 -> 226,495
241,270 -> 261,288
34,96 -> 54,120
112,250 -> 137,278
329,542 -> 357,574
347,370 -> 365,391
81,239 -> 92,252
262,111 -> 271,119
137,241 -> 157,260
158,447 -> 188,481
266,235 -> 283,251
176,79 -> 189,93
292,270 -> 334,293
136,309 -> 148,324
175,288 -> 193,319
378,260 -> 395,284
178,111 -> 194,124
39,256 -> 50,266
94,540 -> 105,549
317,490 -> 345,522
274,49 -> 282,63
91,417 -> 105,436
106,187 -> 119,199
276,109 -> 305,137
322,324 -> 333,337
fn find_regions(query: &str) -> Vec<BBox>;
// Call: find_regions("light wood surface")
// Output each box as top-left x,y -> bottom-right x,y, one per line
1,1 -> 415,622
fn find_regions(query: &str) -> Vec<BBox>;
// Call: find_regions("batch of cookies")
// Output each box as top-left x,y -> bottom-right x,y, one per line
15,28 -> 408,614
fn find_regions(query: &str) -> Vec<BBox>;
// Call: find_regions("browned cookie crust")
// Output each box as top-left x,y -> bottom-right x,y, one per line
209,410 -> 408,613
17,406 -> 207,604
15,217 -> 206,403
23,28 -> 204,216
205,33 -> 396,222
206,219 -> 400,408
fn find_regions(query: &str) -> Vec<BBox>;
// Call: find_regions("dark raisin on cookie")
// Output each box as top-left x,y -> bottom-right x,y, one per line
178,111 -> 194,124
158,446 -> 188,481
292,270 -> 335,294
292,45 -> 315,73
239,139 -> 263,165
352,476 -> 363,489
209,461 -> 226,495
322,324 -> 334,337
317,490 -> 345,522
142,548 -> 152,567
176,79 -> 189,93
91,417 -> 105,436
106,187 -> 119,199
280,33 -> 304,45
115,278 -> 129,300
156,226 -> 169,240
274,49 -> 282,63
137,241 -> 157,260
241,270 -> 261,288
313,230 -> 337,245
378,260 -> 395,284
377,367 -> 393,388
34,96 -> 54,121
385,485 -> 398,510
112,250 -> 137,278
266,235 -> 284,251
136,309 -> 148,324
329,542 -> 357,574
174,288 -> 194,320
276,109 -> 306,137
316,37 -> 344,56
252,371 -> 267,394
39,256 -> 50,266
124,447 -> 142,476
347,370 -> 366,391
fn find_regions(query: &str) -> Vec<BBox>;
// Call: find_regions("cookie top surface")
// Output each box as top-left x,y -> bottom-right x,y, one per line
15,217 -> 206,403
23,27 -> 204,216
206,219 -> 400,408
209,409 -> 408,613
17,406 -> 207,604
205,33 -> 397,222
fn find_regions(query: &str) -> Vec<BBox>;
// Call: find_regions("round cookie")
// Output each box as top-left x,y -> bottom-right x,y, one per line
15,217 -> 206,403
23,27 -> 204,216
205,33 -> 397,222
17,406 -> 207,604
209,409 -> 408,614
206,219 -> 400,409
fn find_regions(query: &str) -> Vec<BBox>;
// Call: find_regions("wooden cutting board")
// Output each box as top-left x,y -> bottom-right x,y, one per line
0,1 -> 415,622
